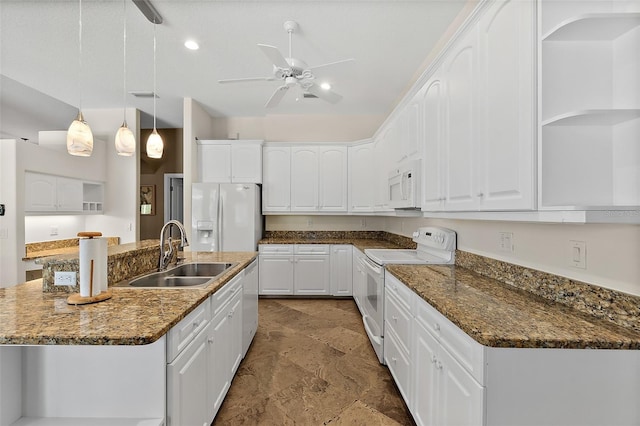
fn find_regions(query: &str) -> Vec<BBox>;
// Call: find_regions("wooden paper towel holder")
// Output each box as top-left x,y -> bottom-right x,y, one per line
67,232 -> 113,305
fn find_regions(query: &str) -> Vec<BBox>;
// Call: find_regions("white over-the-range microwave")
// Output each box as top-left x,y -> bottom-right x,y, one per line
388,159 -> 420,209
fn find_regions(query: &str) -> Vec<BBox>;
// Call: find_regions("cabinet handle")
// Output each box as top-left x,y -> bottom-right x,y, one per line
436,361 -> 443,370
193,320 -> 201,328
392,315 -> 398,322
391,357 -> 397,364
434,323 -> 440,331
431,354 -> 437,364
207,337 -> 215,344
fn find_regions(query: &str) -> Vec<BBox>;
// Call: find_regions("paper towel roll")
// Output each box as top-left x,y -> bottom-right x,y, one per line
79,237 -> 107,297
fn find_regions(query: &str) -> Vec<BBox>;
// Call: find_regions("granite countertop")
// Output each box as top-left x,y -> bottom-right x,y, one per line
386,264 -> 640,350
0,251 -> 257,346
23,237 -> 121,261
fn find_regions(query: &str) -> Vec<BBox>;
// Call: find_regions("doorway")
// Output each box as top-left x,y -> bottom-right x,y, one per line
164,173 -> 184,232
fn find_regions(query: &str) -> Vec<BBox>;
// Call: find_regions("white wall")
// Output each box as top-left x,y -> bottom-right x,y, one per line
211,114 -> 384,142
183,98 -> 215,246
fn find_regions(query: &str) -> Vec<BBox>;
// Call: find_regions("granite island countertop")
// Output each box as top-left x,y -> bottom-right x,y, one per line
386,264 -> 640,350
0,251 -> 257,346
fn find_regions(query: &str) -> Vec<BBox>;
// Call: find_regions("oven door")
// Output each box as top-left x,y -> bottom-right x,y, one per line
361,255 -> 385,364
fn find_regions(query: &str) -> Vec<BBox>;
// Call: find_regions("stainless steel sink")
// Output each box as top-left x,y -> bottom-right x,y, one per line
125,262 -> 237,288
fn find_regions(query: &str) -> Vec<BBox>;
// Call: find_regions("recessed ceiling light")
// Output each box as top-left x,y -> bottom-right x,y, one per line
184,40 -> 199,50
320,82 -> 331,91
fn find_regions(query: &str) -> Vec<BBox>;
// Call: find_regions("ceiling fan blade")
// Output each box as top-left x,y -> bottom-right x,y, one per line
257,44 -> 290,69
218,77 -> 275,84
306,83 -> 343,104
265,85 -> 289,108
307,58 -> 355,72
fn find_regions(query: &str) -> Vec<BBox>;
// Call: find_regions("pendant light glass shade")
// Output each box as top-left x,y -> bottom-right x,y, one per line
115,122 -> 136,156
115,0 -> 135,156
146,129 -> 163,158
67,0 -> 93,157
67,111 -> 94,157
146,22 -> 163,158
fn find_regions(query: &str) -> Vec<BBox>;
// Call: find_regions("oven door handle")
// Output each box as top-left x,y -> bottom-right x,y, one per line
361,256 -> 384,275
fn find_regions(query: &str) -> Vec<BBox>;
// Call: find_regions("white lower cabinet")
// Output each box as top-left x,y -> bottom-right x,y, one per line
167,323 -> 211,426
258,245 -> 331,296
330,245 -> 353,296
242,259 -> 259,357
351,248 -> 367,313
207,300 -> 231,422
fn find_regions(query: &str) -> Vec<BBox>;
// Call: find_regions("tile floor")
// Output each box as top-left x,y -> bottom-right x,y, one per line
214,298 -> 415,425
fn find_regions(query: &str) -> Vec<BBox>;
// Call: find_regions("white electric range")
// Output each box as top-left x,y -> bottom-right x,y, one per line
358,226 -> 457,364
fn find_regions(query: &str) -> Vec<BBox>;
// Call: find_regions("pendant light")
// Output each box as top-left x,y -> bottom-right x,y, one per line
146,21 -> 163,159
115,0 -> 135,156
67,0 -> 93,157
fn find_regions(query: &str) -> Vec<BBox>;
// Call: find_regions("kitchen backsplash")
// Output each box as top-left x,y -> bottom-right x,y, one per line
263,230 -> 417,248
456,251 -> 640,333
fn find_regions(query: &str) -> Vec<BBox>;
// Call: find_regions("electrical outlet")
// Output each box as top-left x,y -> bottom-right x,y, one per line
54,271 -> 76,286
569,240 -> 586,269
499,232 -> 514,252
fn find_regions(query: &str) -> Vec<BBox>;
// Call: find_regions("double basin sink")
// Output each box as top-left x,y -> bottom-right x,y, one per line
125,262 -> 237,288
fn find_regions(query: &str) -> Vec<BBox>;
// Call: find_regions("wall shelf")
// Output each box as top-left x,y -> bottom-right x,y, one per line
542,109 -> 640,126
542,13 -> 640,41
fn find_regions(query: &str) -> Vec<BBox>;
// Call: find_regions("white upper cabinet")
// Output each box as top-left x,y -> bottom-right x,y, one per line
25,172 -> 96,214
421,73 -> 446,211
263,144 -> 348,213
262,146 -> 291,212
349,141 -> 375,212
319,146 -> 348,211
373,130 -> 392,211
540,0 -> 640,210
197,140 -> 262,184
442,26 -> 480,211
291,146 -> 319,211
477,0 -> 535,210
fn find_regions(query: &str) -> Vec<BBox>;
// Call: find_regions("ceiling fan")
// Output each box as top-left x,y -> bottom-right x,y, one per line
218,20 -> 354,108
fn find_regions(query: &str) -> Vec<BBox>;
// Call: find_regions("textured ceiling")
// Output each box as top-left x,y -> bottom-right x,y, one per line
0,0 -> 469,140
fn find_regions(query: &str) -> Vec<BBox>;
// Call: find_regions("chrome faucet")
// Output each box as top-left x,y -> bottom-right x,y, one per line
158,220 -> 189,271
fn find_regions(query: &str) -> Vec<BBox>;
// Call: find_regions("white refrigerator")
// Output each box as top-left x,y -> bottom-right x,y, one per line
191,183 -> 263,252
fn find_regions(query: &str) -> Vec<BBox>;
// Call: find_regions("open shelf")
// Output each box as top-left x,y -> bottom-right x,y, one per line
543,13 -> 640,41
542,109 -> 640,126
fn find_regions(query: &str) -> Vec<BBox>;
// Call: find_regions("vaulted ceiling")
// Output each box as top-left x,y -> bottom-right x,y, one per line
0,0 -> 470,141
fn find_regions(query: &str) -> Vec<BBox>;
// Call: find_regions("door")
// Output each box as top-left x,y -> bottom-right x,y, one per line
330,245 -> 353,296
191,183 -> 220,252
55,177 -> 83,211
220,184 -> 259,251
231,143 -> 262,183
291,146 -> 319,211
421,74 -> 445,211
259,255 -> 294,295
262,146 -> 291,212
319,146 -> 348,211
199,144 -> 232,182
349,142 -> 375,212
207,308 -> 231,422
294,255 -> 331,295
413,322 -> 440,426
164,173 -> 184,225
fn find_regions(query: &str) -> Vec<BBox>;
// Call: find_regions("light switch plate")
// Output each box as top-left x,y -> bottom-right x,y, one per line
499,232 -> 514,252
569,240 -> 586,269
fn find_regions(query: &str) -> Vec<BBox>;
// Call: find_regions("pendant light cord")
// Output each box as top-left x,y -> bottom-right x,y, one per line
78,0 -> 83,112
153,22 -> 157,130
122,0 -> 127,123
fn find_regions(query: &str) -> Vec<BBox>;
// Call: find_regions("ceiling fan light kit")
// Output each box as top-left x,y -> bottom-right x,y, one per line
218,20 -> 354,108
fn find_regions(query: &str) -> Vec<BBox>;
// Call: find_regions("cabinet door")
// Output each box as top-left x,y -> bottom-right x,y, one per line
477,0 -> 535,210
348,143 -> 375,212
242,259 -> 258,357
228,290 -> 243,376
373,131 -> 392,211
443,28 -> 480,211
207,309 -> 231,422
404,98 -> 421,161
291,146 -> 319,211
200,144 -> 232,183
352,250 -> 366,312
294,255 -> 331,295
330,245 -> 353,296
437,345 -> 485,426
262,146 -> 291,212
319,146 -> 348,211
258,255 -> 294,295
168,324 -> 210,426
56,177 -> 83,212
231,143 -> 262,183
25,172 -> 57,211
413,322 -> 439,426
421,74 -> 445,212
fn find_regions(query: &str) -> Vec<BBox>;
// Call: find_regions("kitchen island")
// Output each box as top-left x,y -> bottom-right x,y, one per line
0,251 -> 257,426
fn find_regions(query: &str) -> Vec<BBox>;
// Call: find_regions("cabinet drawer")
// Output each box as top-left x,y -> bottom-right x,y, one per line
385,272 -> 415,314
385,328 -> 412,403
212,272 -> 243,317
415,297 -> 485,385
385,289 -> 413,355
167,299 -> 211,363
294,244 -> 330,255
259,244 -> 293,254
